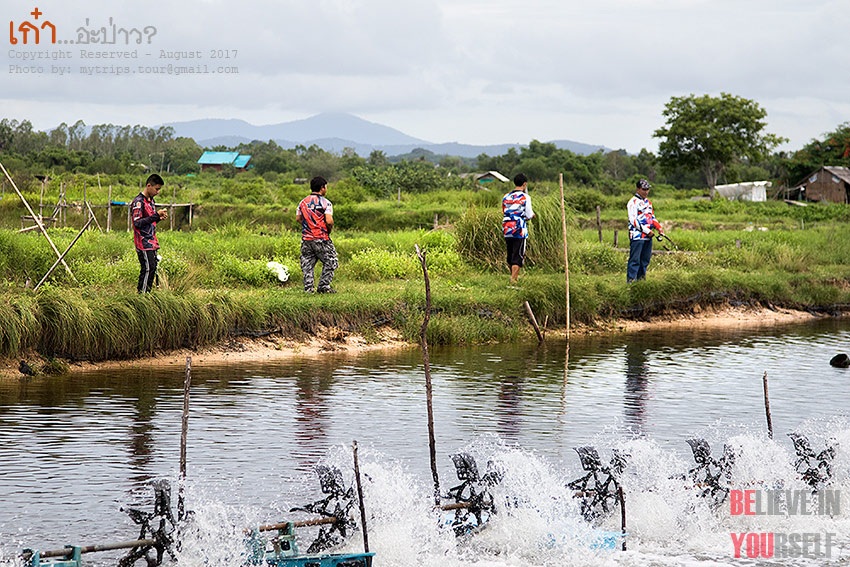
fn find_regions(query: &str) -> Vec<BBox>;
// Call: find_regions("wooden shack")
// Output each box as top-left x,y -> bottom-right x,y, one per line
790,166 -> 850,203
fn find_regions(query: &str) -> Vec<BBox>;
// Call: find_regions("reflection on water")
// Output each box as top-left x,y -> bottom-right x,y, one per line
293,364 -> 335,471
129,386 -> 157,487
496,374 -> 523,441
3,318 -> 850,565
623,342 -> 651,432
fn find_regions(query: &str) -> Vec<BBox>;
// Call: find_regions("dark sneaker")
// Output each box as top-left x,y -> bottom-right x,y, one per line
304,288 -> 315,293
317,287 -> 337,294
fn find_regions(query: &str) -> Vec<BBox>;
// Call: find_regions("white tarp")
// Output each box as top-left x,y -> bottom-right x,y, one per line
713,181 -> 770,202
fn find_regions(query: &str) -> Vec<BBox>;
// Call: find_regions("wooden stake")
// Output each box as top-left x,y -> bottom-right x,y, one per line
85,200 -> 103,231
1,161 -> 76,280
34,216 -> 94,290
352,440 -> 369,553
559,174 -> 570,339
415,244 -> 441,506
524,300 -> 544,343
39,176 -> 46,219
107,186 -> 113,232
762,371 -> 773,439
178,357 -> 192,521
596,205 -> 603,243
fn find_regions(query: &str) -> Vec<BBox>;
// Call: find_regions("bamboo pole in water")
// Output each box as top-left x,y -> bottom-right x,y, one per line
763,371 -> 773,439
352,440 -> 369,553
415,244 -> 441,506
559,173 -> 570,339
179,357 -> 192,521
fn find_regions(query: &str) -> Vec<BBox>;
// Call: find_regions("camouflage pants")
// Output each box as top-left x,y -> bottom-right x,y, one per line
300,239 -> 338,291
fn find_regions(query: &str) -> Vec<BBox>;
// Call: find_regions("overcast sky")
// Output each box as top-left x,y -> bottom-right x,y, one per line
3,0 -> 848,153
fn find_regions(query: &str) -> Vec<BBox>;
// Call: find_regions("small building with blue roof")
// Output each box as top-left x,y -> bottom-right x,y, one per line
197,151 -> 252,172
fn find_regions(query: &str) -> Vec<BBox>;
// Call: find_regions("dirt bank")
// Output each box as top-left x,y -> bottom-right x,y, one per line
0,305 -> 833,379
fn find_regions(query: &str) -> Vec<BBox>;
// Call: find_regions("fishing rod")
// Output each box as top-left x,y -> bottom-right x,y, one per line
655,232 -> 679,251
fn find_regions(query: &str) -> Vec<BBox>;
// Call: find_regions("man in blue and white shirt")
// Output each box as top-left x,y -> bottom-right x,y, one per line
502,173 -> 535,284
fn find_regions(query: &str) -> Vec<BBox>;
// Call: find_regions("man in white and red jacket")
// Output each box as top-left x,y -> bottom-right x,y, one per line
627,179 -> 663,283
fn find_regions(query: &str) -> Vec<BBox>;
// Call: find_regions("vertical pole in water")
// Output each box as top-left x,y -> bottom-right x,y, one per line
415,244 -> 441,506
559,174 -> 570,340
618,486 -> 626,551
179,357 -> 192,520
762,371 -> 773,439
352,440 -> 369,553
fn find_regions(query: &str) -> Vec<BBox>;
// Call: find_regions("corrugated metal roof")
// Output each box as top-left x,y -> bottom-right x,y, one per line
792,166 -> 850,189
197,151 -> 240,165
825,166 -> 850,185
474,171 -> 510,183
232,154 -> 252,168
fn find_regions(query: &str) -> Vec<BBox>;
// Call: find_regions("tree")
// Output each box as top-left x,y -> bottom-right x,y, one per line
787,122 -> 850,183
602,150 -> 634,181
653,93 -> 786,192
368,149 -> 389,166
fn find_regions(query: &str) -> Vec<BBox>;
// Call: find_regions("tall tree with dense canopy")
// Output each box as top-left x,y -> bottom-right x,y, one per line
653,93 -> 786,192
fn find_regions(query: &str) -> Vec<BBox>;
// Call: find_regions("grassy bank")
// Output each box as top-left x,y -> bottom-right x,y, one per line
2,225 -> 850,364
3,174 -> 850,366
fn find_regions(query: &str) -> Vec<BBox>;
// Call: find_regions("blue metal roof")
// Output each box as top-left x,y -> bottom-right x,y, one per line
198,151 -> 239,165
198,151 -> 252,168
232,154 -> 252,168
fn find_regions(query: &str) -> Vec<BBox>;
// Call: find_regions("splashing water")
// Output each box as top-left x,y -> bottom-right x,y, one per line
70,423 -> 843,567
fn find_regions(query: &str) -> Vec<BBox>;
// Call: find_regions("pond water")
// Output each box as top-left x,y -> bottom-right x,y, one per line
3,319 -> 850,566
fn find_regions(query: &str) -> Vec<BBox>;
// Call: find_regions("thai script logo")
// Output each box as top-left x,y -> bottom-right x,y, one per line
9,7 -> 54,45
9,7 -> 157,46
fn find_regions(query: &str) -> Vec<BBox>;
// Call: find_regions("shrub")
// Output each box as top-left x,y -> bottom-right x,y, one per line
213,254 -> 290,287
346,249 -> 418,281
567,188 -> 607,213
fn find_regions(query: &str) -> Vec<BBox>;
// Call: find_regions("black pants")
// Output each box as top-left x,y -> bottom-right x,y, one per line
137,249 -> 159,293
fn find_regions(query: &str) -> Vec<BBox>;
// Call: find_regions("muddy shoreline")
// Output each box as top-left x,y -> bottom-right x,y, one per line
0,305 -> 835,379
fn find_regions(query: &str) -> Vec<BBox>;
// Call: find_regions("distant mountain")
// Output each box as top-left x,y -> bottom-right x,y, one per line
163,113 -> 610,158
165,112 -> 427,148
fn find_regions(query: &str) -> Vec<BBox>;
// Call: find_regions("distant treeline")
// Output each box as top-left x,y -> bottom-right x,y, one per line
1,117 -> 849,193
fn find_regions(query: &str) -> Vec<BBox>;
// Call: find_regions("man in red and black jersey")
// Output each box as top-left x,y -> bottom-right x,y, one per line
131,173 -> 168,293
296,176 -> 338,293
